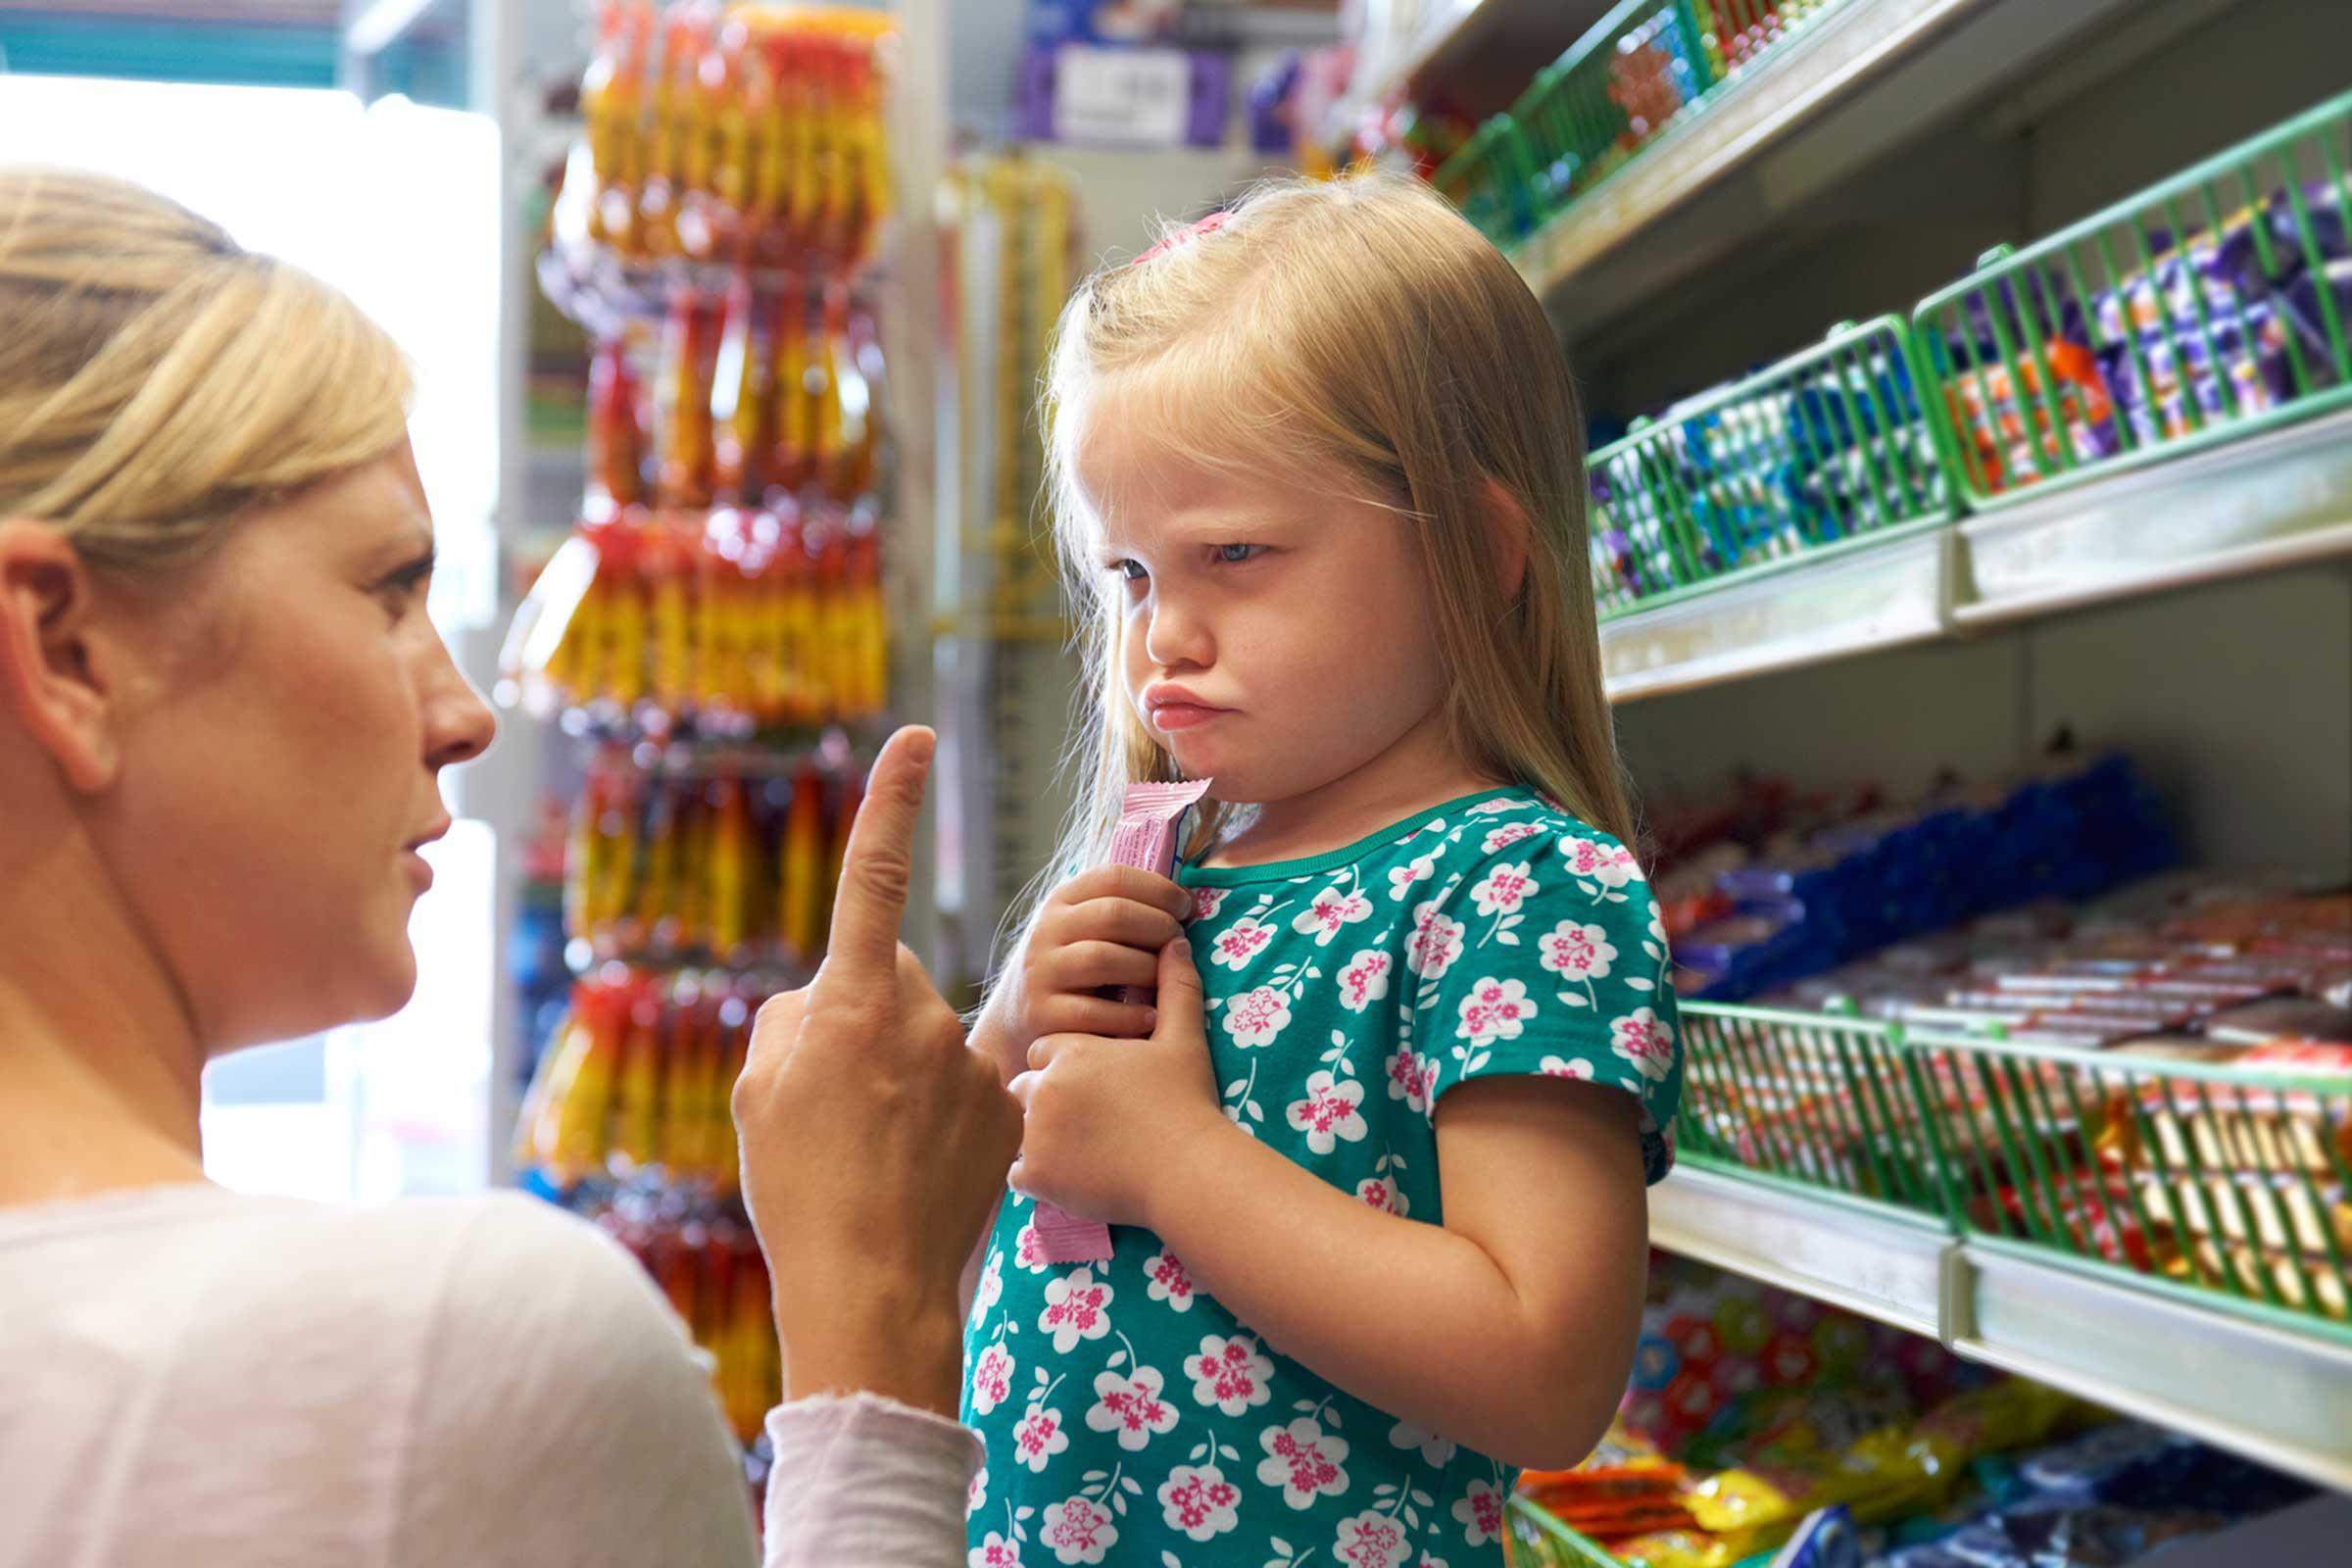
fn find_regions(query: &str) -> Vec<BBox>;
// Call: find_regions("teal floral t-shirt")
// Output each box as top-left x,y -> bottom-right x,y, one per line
963,789 -> 1681,1568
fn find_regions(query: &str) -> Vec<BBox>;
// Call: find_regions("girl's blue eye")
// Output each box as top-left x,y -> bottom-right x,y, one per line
1215,543 -> 1261,564
1112,560 -> 1147,582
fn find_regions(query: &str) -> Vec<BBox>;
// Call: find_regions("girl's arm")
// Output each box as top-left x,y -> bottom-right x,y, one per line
1012,941 -> 1651,1471
1153,1075 -> 1647,1469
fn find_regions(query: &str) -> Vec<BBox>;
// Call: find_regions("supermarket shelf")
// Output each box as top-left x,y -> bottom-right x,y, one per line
1652,1170 -> 2352,1494
1599,523 -> 1954,703
1648,1165 -> 1954,1338
1315,1 -> 1484,149
1516,0 -> 2148,337
1952,1239 -> 2352,1494
1953,406 -> 2352,628
1597,403 -> 2352,702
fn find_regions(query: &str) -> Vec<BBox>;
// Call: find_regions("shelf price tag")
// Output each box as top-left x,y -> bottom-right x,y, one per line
1054,44 -> 1192,146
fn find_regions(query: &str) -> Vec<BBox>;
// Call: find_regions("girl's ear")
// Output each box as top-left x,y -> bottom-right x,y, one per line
1479,477 -> 1532,602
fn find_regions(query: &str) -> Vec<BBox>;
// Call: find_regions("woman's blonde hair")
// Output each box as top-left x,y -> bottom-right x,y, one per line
0,167 -> 412,574
1021,171 -> 1632,955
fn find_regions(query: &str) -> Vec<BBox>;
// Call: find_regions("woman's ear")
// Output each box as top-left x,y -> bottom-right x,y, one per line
1480,477 -> 1532,602
0,521 -> 123,793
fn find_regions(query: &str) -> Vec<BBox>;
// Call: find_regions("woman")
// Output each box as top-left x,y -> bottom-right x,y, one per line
0,168 -> 1018,1566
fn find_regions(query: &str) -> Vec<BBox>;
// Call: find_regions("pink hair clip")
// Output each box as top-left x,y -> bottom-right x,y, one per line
1133,210 -> 1231,267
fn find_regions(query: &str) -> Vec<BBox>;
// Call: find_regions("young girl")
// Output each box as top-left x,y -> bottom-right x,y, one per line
962,173 -> 1681,1568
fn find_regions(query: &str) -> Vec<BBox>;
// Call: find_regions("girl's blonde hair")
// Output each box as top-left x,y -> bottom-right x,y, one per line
1022,171 -> 1632,955
0,167 -> 412,575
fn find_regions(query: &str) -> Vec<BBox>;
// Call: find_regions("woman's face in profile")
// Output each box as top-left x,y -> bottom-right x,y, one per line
98,438 -> 497,1053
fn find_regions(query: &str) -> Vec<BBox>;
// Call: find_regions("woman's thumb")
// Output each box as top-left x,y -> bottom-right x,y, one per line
1153,936 -> 1203,1037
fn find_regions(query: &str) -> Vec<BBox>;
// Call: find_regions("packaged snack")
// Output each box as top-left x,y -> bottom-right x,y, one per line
1032,777 -> 1215,1263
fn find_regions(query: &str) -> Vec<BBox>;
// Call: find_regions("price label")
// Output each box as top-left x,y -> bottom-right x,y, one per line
1054,45 -> 1191,146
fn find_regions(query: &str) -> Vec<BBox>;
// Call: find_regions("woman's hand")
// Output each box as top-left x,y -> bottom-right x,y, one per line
733,726 -> 1024,1420
977,865 -> 1195,1087
1007,937 -> 1230,1232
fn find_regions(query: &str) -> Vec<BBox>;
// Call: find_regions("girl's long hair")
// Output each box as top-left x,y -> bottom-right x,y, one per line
1006,171 -> 1631,971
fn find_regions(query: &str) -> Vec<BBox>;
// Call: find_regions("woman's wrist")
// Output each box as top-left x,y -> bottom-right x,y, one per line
781,1298 -> 967,1421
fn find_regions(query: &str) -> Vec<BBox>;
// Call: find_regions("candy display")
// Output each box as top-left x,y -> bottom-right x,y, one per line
1588,323 -> 1949,612
1508,1262 -> 2316,1568
523,504 -> 887,732
515,964 -> 756,1192
1655,753 -> 2174,1004
573,2 -> 893,270
564,750 -> 862,969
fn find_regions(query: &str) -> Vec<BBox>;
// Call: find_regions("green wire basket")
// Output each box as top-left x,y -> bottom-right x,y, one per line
1904,1029 -> 2352,1335
1588,317 -> 1957,619
1913,86 -> 2352,509
1433,113 -> 1541,247
1510,0 -> 1719,228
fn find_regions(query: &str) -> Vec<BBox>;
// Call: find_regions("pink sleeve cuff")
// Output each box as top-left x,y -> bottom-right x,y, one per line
760,1394 -> 983,1567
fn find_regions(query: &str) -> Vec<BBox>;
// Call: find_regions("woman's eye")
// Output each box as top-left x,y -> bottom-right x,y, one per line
1214,543 -> 1262,564
375,562 -> 434,620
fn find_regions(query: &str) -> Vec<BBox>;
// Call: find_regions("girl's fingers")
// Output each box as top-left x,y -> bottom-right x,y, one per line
1055,898 -> 1187,954
1051,865 -> 1195,922
1033,996 -> 1159,1040
1046,939 -> 1163,993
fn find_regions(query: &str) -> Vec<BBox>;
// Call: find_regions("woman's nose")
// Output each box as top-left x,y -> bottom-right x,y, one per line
422,639 -> 498,770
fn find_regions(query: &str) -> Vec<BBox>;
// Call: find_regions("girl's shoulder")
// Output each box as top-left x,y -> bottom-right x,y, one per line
1396,790 -> 1645,887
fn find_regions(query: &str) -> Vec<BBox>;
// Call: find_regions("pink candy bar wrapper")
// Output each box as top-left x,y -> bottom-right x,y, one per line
1034,777 -> 1214,1265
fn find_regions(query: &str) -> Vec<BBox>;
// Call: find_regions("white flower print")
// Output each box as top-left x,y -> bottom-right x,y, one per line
971,1343 -> 1015,1416
1012,1403 -> 1069,1473
1540,1055 -> 1596,1082
1286,1071 -> 1369,1155
1256,1417 -> 1350,1509
969,1530 -> 1021,1568
1209,916 -> 1276,970
1334,1510 -> 1412,1568
972,1250 -> 1004,1322
1223,985 -> 1293,1049
1561,835 -> 1643,889
1419,1556 -> 1452,1568
1337,949 -> 1393,1013
1158,1463 -> 1243,1543
1144,1249 -> 1197,1313
1294,884 -> 1374,946
1387,854 -> 1438,902
967,1464 -> 988,1518
1481,820 -> 1545,856
1189,886 -> 1228,924
1468,860 -> 1540,917
1014,1221 -> 1051,1274
1538,919 -> 1616,981
1404,902 -> 1466,981
1455,977 -> 1536,1048
1038,1268 -> 1113,1353
1453,1480 -> 1506,1546
1383,1045 -> 1436,1113
1390,1419 -> 1458,1469
1040,1494 -> 1117,1565
1085,1365 -> 1179,1451
1355,1176 -> 1409,1217
1185,1334 -> 1275,1417
1612,1007 -> 1676,1083
1467,798 -> 1520,815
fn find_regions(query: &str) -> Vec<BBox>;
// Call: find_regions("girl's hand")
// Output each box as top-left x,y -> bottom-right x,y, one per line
1008,936 -> 1226,1231
981,865 -> 1194,1084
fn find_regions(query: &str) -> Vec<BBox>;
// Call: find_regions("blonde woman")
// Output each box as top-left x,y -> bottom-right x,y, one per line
965,175 -> 1682,1567
0,169 -> 1015,1567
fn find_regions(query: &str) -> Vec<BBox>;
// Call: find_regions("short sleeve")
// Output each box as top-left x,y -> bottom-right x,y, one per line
1408,820 -> 1682,1183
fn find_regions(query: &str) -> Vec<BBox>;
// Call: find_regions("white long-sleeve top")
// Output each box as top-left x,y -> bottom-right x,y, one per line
0,1184 -> 979,1568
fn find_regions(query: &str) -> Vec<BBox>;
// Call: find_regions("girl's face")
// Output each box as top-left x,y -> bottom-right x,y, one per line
95,441 -> 497,1052
1075,403 -> 1453,813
